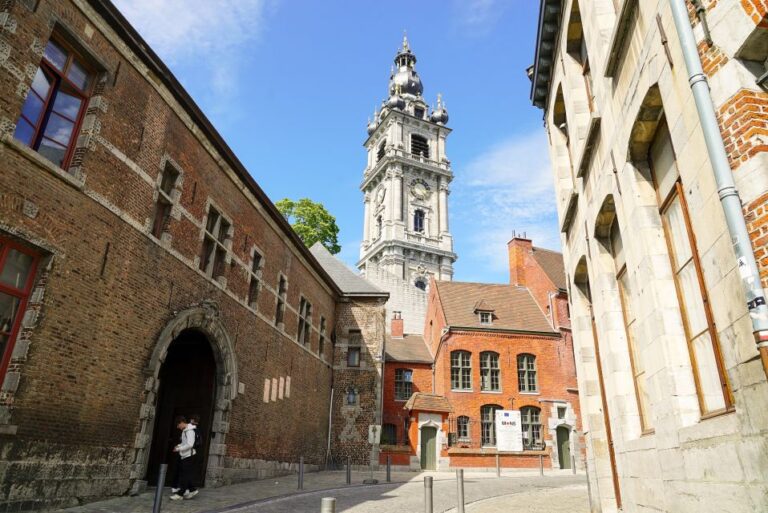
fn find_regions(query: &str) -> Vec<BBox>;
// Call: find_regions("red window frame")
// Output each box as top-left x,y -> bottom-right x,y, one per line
15,38 -> 94,170
0,239 -> 39,383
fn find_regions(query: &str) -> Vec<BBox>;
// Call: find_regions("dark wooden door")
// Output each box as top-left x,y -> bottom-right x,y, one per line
146,330 -> 216,486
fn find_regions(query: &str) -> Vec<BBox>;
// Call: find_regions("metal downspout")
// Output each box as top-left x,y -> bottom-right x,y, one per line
669,0 -> 768,377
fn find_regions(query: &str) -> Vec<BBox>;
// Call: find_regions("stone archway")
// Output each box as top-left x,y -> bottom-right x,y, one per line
129,301 -> 238,493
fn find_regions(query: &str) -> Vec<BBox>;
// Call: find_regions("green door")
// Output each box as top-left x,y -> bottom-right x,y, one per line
420,427 -> 437,470
557,426 -> 571,469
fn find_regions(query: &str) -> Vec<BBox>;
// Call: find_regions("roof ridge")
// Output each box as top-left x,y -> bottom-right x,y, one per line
532,246 -> 563,256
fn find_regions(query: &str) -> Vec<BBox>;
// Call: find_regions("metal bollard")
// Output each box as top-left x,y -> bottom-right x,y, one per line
152,464 -> 167,513
298,456 -> 304,490
572,455 -> 576,475
495,453 -> 500,477
346,457 -> 351,485
539,454 -> 544,476
456,468 -> 465,513
320,497 -> 336,513
424,476 -> 433,513
386,455 -> 391,483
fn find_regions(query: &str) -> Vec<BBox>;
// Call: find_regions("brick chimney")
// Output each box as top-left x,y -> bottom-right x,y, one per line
391,311 -> 404,339
508,237 -> 533,287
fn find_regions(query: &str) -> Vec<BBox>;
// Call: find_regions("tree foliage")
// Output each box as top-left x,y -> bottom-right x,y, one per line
276,198 -> 341,254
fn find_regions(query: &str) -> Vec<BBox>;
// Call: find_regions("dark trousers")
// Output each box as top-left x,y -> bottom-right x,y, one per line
171,455 -> 181,489
178,455 -> 197,493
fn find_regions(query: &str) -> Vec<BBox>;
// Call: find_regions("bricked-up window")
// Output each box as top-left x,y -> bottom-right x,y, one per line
247,250 -> 262,309
457,416 -> 470,440
413,209 -> 425,233
480,351 -> 500,391
611,218 -> 653,433
319,317 -> 327,357
0,239 -> 39,382
517,354 -> 538,392
151,164 -> 179,239
347,329 -> 361,367
275,275 -> 287,326
297,297 -> 312,345
199,207 -> 230,279
521,406 -> 542,449
14,38 -> 94,169
649,121 -> 732,416
450,350 -> 471,390
480,404 -> 501,446
411,134 -> 429,158
394,368 -> 413,400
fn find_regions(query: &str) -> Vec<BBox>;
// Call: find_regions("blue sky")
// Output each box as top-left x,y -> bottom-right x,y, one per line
113,0 -> 558,284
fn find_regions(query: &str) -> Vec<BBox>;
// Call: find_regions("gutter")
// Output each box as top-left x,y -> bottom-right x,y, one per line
669,0 -> 768,377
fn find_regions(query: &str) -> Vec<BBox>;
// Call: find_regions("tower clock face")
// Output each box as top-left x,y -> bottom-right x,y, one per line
411,179 -> 430,200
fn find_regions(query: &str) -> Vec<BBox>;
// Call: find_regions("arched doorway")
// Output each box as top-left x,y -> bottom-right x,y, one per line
557,425 -> 571,469
146,329 -> 217,485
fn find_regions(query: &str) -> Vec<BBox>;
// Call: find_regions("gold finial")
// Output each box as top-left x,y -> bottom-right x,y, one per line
402,30 -> 409,51
437,93 -> 442,107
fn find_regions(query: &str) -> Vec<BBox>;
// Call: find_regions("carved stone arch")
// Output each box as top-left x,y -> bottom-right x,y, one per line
552,83 -> 568,133
628,85 -> 664,162
130,301 -> 238,492
593,194 -> 617,241
572,255 -> 592,301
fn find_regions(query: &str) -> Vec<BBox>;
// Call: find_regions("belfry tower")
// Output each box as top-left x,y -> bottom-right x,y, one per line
358,36 -> 457,334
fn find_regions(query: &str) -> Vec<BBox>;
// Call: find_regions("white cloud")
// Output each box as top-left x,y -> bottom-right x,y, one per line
454,131 -> 561,277
453,0 -> 507,36
112,0 -> 273,112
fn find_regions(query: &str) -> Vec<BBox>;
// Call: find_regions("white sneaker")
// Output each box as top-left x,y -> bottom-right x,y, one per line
171,488 -> 180,494
183,490 -> 198,500
169,494 -> 184,501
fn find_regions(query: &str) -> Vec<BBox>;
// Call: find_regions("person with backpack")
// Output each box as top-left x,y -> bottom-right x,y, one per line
169,416 -> 198,501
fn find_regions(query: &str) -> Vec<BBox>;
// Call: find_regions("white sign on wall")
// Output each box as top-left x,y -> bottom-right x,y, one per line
495,410 -> 523,452
369,424 -> 381,445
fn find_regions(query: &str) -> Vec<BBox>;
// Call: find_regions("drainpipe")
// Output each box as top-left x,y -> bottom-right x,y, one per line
669,0 -> 768,378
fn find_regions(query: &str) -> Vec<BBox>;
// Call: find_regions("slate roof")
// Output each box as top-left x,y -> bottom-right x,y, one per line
434,281 -> 556,334
385,334 -> 433,363
404,393 -> 453,413
531,246 -> 567,291
309,243 -> 387,297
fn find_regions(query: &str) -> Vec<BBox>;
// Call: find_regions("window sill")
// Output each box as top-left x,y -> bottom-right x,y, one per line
679,407 -> 737,445
3,135 -> 85,191
480,390 -> 502,394
560,189 -> 579,234
451,389 -> 474,393
519,391 -> 540,395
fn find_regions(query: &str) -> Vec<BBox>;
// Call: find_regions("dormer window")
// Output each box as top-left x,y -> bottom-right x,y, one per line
479,311 -> 492,324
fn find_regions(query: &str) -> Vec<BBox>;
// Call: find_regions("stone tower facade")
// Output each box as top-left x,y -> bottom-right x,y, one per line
358,36 -> 457,334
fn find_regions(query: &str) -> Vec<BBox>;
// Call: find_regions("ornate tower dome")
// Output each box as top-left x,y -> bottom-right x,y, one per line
388,35 -> 423,98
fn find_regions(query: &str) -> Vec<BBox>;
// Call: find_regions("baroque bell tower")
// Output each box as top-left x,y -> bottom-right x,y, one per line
358,35 -> 457,334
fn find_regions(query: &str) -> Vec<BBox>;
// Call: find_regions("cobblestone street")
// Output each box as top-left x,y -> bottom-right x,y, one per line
57,470 -> 588,513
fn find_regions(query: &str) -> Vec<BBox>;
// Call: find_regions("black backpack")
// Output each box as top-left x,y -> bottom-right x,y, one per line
193,426 -> 203,451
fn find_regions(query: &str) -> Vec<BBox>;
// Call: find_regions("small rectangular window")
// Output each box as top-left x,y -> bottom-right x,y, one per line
414,107 -> 425,119
557,406 -> 566,419
319,317 -> 327,357
247,251 -> 262,308
151,164 -> 179,239
297,297 -> 312,345
199,207 -> 229,280
347,329 -> 361,367
395,368 -> 413,400
479,312 -> 491,324
275,275 -> 287,326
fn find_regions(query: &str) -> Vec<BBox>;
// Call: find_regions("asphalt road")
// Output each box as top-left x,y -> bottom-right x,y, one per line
217,474 -> 587,513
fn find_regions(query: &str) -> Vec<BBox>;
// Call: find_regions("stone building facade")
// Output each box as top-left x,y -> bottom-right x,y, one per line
358,36 -> 457,335
0,1 -> 383,510
530,1 -> 768,511
379,240 -> 581,472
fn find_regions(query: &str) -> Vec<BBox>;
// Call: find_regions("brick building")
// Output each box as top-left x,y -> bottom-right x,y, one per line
530,0 -> 768,511
380,239 -> 581,471
0,1 -> 384,510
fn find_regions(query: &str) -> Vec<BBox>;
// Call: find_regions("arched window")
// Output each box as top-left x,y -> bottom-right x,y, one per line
517,354 -> 537,392
450,350 -> 471,390
648,120 -> 731,415
394,368 -> 413,400
411,134 -> 429,158
480,351 -> 500,391
480,404 -> 502,446
413,209 -> 425,233
377,140 -> 386,162
566,0 -> 593,112
553,85 -> 568,138
381,423 -> 397,445
521,406 -> 542,449
609,215 -> 653,433
457,416 -> 470,441
414,279 -> 427,291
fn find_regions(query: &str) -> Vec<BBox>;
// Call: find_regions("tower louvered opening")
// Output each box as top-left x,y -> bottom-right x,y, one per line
411,134 -> 429,158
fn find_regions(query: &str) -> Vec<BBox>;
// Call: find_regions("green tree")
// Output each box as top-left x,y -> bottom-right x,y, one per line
276,198 -> 341,254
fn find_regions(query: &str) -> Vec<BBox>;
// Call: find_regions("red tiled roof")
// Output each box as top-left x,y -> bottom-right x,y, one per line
385,334 -> 433,363
532,246 -> 567,291
404,393 -> 453,413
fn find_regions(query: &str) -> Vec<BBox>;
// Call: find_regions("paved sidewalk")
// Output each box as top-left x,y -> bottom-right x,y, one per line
448,484 -> 589,513
57,469 -> 583,513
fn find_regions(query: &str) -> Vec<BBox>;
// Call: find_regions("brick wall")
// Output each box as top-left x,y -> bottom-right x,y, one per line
381,361 -> 431,443
0,0 -> 342,509
699,42 -> 729,78
741,0 -> 768,25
